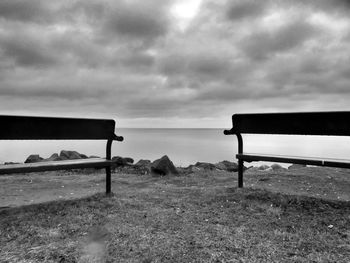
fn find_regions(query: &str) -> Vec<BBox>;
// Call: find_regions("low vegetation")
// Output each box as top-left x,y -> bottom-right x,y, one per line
1,170 -> 350,262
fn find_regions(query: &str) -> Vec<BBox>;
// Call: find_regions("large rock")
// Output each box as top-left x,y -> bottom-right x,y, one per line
135,159 -> 151,167
185,160 -> 245,174
4,162 -> 20,165
59,150 -> 87,160
134,159 -> 151,174
79,153 -> 88,159
215,160 -> 239,172
151,155 -> 178,176
123,157 -> 134,164
24,154 -> 44,163
45,153 -> 64,162
111,156 -> 134,167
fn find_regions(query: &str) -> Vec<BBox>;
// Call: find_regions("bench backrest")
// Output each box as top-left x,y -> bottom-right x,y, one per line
0,115 -> 118,140
224,112 -> 350,136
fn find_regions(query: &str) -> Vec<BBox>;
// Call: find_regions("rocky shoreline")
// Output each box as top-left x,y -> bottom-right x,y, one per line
2,150 -> 307,176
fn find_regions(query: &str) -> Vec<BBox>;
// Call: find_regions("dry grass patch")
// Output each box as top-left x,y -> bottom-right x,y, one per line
0,172 -> 349,262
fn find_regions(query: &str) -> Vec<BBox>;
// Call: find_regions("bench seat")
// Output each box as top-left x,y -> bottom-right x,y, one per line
0,158 -> 112,175
237,153 -> 350,169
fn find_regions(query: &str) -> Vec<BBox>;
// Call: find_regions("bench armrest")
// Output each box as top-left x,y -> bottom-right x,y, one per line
114,134 -> 124,141
223,129 -> 234,135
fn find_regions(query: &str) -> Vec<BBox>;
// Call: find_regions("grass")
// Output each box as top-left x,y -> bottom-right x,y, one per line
0,171 -> 350,262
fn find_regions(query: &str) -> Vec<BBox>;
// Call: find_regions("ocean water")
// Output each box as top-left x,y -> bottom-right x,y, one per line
1,128 -> 350,167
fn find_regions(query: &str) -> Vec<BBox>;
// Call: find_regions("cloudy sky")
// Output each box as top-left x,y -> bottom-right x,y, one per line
0,0 -> 349,128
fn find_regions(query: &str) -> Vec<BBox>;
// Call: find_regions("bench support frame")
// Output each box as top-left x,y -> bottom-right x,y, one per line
0,115 -> 123,195
224,111 -> 350,188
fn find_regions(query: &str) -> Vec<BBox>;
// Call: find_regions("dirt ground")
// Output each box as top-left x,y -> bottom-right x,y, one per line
244,166 -> 350,201
1,166 -> 349,208
0,170 -> 105,208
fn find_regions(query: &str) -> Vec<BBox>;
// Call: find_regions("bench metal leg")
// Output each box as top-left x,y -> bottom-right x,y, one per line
238,160 -> 244,188
106,139 -> 113,195
236,133 -> 244,188
106,167 -> 111,194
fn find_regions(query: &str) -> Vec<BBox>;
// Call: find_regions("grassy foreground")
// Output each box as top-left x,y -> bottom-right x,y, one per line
1,171 -> 350,262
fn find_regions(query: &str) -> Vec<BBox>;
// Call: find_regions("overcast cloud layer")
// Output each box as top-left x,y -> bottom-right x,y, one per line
0,0 -> 350,127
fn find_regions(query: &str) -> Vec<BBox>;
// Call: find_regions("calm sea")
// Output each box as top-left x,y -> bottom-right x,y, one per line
1,128 -> 350,167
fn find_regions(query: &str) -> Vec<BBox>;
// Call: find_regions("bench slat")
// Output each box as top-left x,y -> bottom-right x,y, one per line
237,153 -> 350,168
0,115 -> 117,140
225,112 -> 350,136
0,158 -> 112,175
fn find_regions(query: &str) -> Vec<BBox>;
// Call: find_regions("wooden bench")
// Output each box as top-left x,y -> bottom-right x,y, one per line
0,115 -> 123,194
224,112 -> 350,187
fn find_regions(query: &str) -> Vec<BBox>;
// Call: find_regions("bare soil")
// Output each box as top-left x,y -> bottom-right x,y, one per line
244,166 -> 350,201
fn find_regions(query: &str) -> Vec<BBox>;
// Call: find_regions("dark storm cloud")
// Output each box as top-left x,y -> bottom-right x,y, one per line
118,51 -> 155,71
0,33 -> 58,67
67,0 -> 107,23
0,85 -> 89,100
188,53 -> 231,78
338,64 -> 350,80
228,0 -> 350,18
240,20 -> 321,60
0,69 -> 115,100
0,0 -> 106,25
105,9 -> 166,38
297,56 -> 328,75
226,0 -> 267,21
102,1 -> 171,43
0,0 -> 52,23
307,0 -> 350,14
158,53 -> 187,76
0,64 -> 171,118
158,51 -> 232,81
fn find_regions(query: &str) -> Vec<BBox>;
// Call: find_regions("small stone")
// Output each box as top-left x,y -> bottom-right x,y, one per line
258,165 -> 270,171
194,162 -> 217,170
215,161 -> 239,172
271,163 -> 284,171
